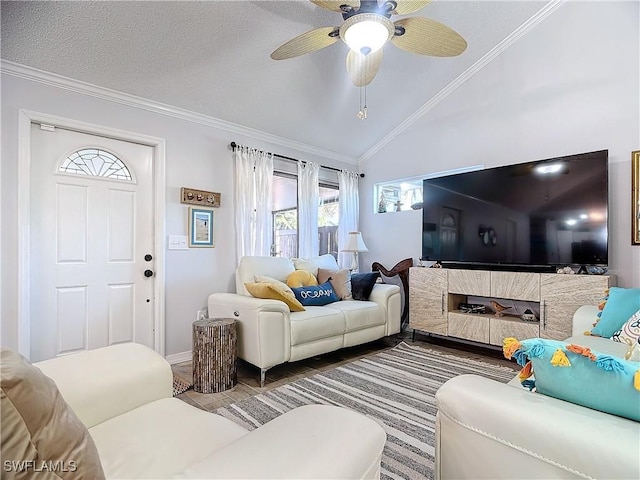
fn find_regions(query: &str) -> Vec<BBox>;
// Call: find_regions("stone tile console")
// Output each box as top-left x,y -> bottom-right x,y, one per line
409,267 -> 616,344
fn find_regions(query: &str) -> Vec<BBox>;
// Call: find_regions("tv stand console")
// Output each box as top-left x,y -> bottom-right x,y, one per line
409,267 -> 616,344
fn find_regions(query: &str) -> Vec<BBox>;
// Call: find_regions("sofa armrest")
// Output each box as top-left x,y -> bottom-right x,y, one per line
173,405 -> 386,479
369,283 -> 401,335
435,374 -> 640,480
572,304 -> 599,336
35,343 -> 172,428
207,293 -> 291,370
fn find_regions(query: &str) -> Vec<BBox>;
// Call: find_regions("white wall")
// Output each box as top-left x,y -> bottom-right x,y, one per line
359,1 -> 640,288
0,73 -> 353,356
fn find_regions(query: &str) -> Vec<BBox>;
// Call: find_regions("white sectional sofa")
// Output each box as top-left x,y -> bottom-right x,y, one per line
3,343 -> 387,479
434,305 -> 640,479
208,255 -> 401,385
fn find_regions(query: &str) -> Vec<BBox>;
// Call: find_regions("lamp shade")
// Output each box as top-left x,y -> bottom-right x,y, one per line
342,231 -> 369,252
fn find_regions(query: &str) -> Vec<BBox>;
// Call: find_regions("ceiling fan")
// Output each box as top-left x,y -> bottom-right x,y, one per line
271,0 -> 467,87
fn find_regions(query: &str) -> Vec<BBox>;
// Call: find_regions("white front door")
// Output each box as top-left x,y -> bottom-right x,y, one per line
30,124 -> 156,362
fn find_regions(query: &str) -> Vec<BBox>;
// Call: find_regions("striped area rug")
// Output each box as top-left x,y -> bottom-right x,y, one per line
215,342 -> 517,480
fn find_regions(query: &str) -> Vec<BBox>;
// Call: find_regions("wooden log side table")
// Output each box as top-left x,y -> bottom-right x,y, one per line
192,318 -> 237,393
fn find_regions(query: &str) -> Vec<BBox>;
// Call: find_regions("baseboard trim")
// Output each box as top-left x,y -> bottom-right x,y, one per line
166,351 -> 192,365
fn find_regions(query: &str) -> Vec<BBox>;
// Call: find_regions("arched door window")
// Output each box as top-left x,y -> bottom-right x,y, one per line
58,148 -> 132,181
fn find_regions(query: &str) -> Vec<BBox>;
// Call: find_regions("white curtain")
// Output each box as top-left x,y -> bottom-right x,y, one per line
234,146 -> 274,263
338,170 -> 360,269
297,161 -> 320,258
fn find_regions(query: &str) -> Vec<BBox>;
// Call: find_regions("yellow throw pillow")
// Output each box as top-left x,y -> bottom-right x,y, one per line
286,270 -> 318,288
244,282 -> 305,312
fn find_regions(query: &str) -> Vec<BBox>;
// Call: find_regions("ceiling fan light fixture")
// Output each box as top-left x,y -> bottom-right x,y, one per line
340,13 -> 394,55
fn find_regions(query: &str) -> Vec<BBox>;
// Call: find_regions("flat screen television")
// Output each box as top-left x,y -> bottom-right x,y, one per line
421,150 -> 608,271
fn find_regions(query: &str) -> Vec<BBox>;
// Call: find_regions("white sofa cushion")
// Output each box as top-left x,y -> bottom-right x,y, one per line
290,307 -> 346,345
330,300 -> 386,332
174,405 -> 386,479
89,398 -> 248,479
293,254 -> 340,276
236,256 -> 295,296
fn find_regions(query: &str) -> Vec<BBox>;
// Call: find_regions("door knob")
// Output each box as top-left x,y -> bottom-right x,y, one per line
144,269 -> 154,278
144,254 -> 153,261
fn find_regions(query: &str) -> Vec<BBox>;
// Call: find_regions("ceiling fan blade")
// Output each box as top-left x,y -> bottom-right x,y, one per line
271,27 -> 339,60
310,0 -> 360,12
391,0 -> 432,16
346,49 -> 383,87
392,17 -> 467,56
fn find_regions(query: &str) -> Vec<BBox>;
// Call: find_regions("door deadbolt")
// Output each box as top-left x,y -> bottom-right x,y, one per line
144,254 -> 153,261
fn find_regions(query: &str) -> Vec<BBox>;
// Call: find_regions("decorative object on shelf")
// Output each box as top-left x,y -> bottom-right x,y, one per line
342,231 -> 368,272
521,309 -> 538,322
395,200 -> 403,212
188,207 -> 215,248
632,150 -> 639,245
587,266 -> 608,275
181,187 -> 221,207
491,300 -> 512,317
556,266 -> 575,274
429,262 -> 442,268
378,192 -> 387,213
459,303 -> 486,314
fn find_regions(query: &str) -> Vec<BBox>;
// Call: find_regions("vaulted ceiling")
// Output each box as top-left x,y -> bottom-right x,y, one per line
1,1 -> 550,161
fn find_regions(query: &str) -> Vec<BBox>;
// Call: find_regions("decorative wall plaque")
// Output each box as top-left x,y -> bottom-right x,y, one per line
181,187 -> 221,207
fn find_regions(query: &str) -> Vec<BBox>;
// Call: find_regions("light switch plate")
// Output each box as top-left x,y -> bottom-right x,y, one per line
168,235 -> 188,250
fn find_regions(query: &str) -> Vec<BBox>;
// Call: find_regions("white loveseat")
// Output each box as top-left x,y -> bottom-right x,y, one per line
434,305 -> 640,479
208,255 -> 401,385
22,343 -> 387,479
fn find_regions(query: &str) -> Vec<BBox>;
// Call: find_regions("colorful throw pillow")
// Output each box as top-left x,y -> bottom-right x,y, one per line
591,287 -> 640,338
611,309 -> 640,361
286,270 -> 318,288
291,281 -> 339,306
0,349 -> 106,479
244,282 -> 305,312
503,337 -> 640,422
317,268 -> 352,300
351,272 -> 379,301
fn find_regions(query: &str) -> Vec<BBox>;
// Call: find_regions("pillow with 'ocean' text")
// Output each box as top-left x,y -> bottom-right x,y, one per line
291,281 -> 339,306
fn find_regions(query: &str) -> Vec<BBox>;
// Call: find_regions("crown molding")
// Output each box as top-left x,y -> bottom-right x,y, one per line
1,60 -> 357,165
358,0 -> 567,164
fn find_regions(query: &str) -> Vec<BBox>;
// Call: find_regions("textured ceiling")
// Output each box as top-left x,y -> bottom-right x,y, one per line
1,0 -> 548,160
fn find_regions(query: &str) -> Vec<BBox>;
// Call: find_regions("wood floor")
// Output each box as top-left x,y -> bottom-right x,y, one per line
172,330 -> 518,412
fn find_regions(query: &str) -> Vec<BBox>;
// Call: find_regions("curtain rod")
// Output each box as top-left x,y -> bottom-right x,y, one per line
230,142 -> 364,178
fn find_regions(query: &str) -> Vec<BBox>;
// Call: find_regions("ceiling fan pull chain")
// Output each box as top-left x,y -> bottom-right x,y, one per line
357,85 -> 368,120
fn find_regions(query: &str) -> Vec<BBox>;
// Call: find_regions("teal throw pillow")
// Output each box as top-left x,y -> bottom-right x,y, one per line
591,287 -> 640,337
292,281 -> 339,306
505,337 -> 640,422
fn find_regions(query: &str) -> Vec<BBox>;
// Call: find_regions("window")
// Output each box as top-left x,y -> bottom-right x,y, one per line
271,163 -> 339,259
374,166 -> 485,214
375,179 -> 423,213
58,148 -> 132,181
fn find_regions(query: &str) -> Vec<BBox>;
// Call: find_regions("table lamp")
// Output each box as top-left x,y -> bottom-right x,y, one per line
342,231 -> 368,272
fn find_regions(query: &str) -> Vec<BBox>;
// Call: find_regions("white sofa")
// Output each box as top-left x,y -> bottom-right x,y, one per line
28,343 -> 387,479
434,305 -> 640,479
208,255 -> 401,386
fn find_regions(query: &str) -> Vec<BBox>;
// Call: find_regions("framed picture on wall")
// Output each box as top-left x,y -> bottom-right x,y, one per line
633,150 -> 640,245
188,207 -> 214,248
